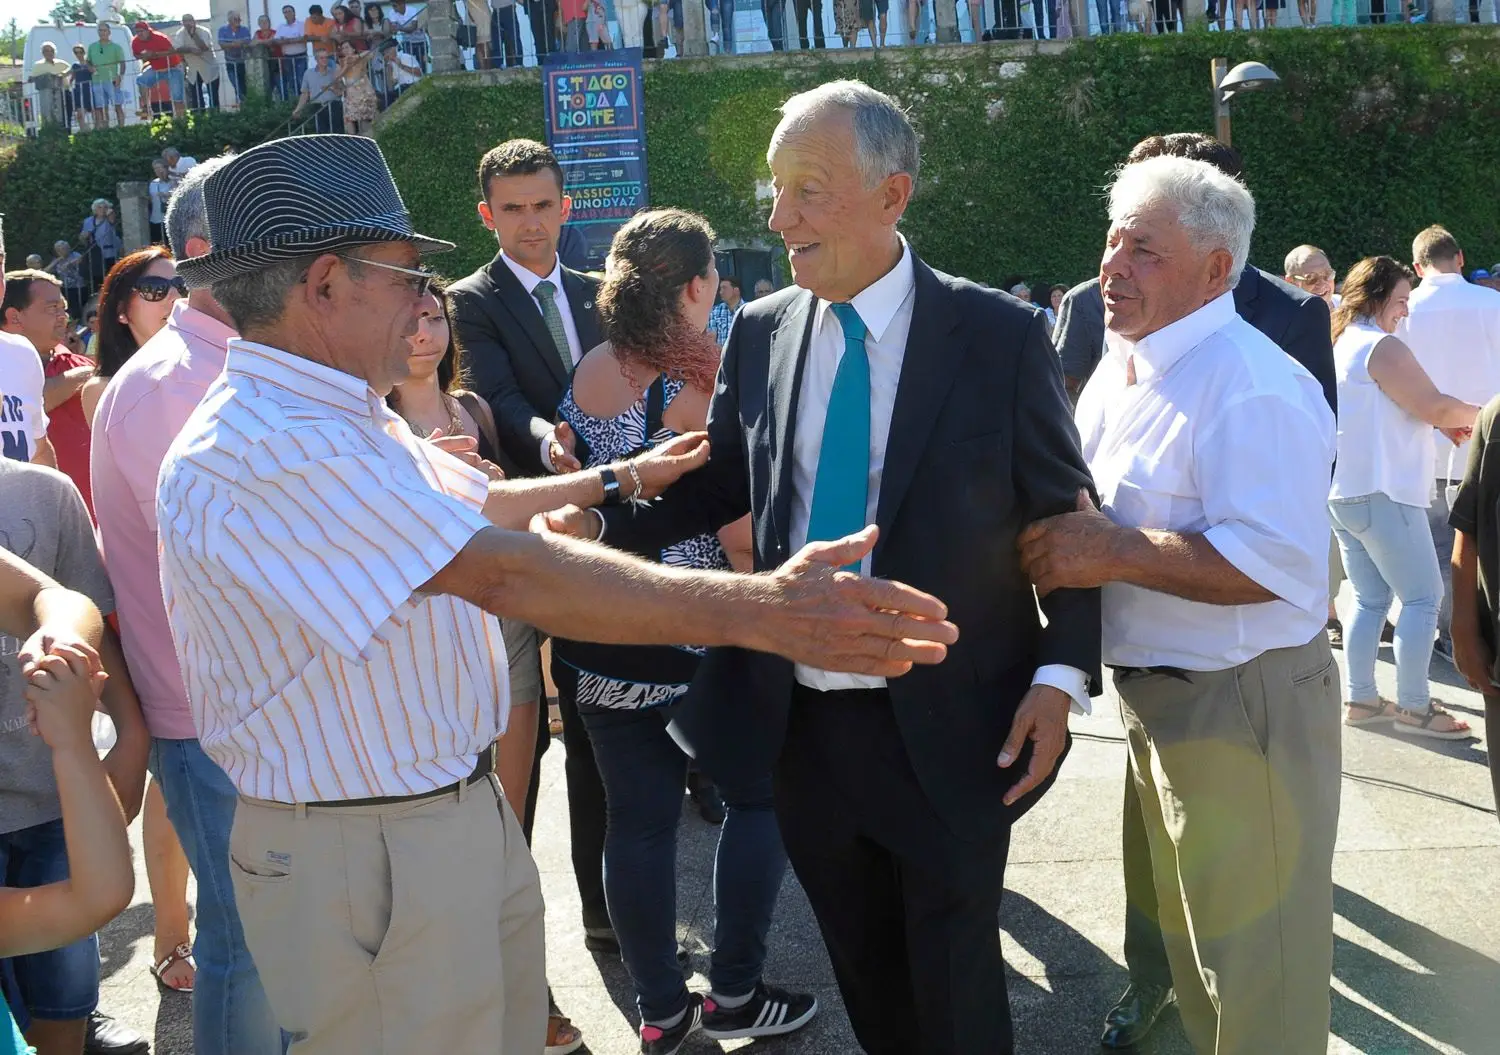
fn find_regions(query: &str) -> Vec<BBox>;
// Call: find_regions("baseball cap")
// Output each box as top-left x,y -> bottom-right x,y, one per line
1472,269 -> 1492,281
133,19 -> 151,28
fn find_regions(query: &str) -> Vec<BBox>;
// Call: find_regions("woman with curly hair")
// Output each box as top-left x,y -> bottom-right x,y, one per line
553,209 -> 817,1055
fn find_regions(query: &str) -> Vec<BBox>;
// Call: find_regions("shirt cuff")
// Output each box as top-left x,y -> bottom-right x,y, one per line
540,428 -> 559,474
1033,663 -> 1090,716
1203,522 -> 1318,615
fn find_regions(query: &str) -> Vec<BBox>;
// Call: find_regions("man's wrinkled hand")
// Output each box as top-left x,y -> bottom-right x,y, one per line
531,504 -> 602,540
753,527 -> 959,678
628,432 -> 711,500
997,684 -> 1071,806
1017,489 -> 1120,598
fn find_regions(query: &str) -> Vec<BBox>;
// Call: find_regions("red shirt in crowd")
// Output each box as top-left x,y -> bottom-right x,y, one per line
42,349 -> 95,515
132,29 -> 183,70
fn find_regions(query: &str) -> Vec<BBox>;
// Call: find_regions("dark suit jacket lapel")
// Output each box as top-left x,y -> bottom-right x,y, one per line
767,290 -> 817,555
875,259 -> 964,562
561,267 -> 602,353
486,254 -> 569,387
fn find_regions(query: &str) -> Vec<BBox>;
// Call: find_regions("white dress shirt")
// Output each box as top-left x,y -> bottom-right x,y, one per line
1076,292 -> 1336,671
1397,271 -> 1500,479
157,340 -> 510,803
502,251 -> 585,472
789,239 -> 1089,711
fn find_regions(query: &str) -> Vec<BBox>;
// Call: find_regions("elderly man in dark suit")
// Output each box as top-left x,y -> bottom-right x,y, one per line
1057,135 -> 1335,421
544,80 -> 1100,1055
445,138 -> 614,967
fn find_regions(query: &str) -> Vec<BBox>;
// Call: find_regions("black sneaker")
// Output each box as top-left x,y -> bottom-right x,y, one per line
640,992 -> 707,1055
702,982 -> 818,1040
85,1011 -> 150,1055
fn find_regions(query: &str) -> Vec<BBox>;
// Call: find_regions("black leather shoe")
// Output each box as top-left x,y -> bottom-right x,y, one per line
85,1011 -> 150,1055
1100,982 -> 1174,1049
688,780 -> 726,826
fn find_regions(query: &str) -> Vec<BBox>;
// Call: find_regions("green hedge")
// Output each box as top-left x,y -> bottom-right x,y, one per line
377,26 -> 1500,287
0,99 -> 293,264
7,27 -> 1500,287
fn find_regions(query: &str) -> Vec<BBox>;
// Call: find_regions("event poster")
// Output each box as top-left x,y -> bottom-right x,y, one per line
541,49 -> 649,270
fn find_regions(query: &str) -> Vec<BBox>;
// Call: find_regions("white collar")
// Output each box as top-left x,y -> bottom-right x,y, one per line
1104,290 -> 1236,384
814,237 -> 915,343
501,251 -> 563,296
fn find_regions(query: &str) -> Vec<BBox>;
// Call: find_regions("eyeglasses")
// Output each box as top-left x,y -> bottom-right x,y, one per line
134,275 -> 189,302
339,254 -> 436,298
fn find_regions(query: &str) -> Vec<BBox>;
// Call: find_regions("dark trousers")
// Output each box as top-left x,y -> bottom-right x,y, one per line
584,705 -> 785,1021
547,657 -> 611,932
1121,767 -> 1173,987
491,5 -> 524,66
775,686 -> 1014,1055
527,0 -> 560,61
225,60 -> 248,100
792,0 -> 826,45
763,0 -> 788,46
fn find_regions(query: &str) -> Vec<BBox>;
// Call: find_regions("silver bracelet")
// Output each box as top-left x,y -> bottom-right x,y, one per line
590,506 -> 607,542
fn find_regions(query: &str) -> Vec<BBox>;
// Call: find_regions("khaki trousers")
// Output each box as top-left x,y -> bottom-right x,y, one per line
229,774 -> 546,1054
1116,635 -> 1341,1055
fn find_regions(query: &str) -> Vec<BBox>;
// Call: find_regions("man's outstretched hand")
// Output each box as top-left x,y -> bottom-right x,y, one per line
751,527 -> 958,678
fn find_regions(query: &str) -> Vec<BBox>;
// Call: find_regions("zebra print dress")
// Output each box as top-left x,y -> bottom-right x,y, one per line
553,375 -> 730,713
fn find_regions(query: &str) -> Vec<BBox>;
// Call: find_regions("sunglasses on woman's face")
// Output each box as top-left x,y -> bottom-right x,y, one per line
134,275 -> 189,302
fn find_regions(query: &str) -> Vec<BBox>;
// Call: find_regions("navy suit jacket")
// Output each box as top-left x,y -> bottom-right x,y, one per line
600,255 -> 1102,839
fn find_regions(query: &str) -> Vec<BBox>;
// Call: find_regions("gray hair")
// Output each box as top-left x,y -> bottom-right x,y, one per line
212,257 -> 316,332
773,80 -> 920,192
163,146 -> 181,159
1108,156 -> 1254,285
166,154 -> 234,270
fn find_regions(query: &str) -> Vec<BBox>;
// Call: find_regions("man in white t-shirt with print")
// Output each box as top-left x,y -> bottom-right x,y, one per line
0,235 -> 56,468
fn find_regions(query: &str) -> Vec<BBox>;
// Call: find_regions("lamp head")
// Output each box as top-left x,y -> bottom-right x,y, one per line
1218,61 -> 1280,103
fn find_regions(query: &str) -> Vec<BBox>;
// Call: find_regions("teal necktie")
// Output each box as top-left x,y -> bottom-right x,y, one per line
805,303 -> 870,573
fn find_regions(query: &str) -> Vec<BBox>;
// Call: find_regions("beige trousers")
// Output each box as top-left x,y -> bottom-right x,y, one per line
1116,635 -> 1342,1055
230,774 -> 546,1054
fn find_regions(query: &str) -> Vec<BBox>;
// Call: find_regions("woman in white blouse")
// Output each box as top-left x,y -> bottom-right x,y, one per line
1329,255 -> 1481,738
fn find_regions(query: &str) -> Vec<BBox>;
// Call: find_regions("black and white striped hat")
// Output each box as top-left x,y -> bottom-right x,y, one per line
175,134 -> 454,287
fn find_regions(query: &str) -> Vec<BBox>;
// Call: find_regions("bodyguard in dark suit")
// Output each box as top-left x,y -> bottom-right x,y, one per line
553,81 -> 1101,1054
1091,133 -> 1337,1052
444,139 -> 613,951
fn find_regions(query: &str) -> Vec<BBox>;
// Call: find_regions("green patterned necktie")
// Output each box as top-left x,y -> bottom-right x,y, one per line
532,279 -> 574,374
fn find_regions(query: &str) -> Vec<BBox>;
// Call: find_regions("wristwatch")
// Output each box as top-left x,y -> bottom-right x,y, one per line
599,467 -> 624,506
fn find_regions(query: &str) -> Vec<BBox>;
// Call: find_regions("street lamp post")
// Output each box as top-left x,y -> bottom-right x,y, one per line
1211,58 -> 1281,147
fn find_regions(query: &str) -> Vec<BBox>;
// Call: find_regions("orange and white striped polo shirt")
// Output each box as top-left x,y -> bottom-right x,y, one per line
156,340 -> 510,804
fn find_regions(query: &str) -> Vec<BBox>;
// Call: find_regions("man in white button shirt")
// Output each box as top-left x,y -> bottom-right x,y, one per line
1020,156 -> 1340,1055
158,134 -> 955,1055
1398,224 -> 1500,659
571,81 -> 1100,1054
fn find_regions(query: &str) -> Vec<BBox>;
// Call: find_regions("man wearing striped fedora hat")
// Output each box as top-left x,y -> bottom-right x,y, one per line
155,133 -> 957,1053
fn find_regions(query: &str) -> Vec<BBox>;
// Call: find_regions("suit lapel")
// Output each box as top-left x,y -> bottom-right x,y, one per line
874,260 -> 963,560
487,255 -> 569,387
767,291 -> 817,555
561,267 -> 602,353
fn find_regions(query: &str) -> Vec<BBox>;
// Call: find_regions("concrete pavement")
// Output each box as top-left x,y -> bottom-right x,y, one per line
96,626 -> 1500,1054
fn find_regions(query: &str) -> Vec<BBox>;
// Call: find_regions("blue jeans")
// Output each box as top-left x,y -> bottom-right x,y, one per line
582,706 -> 787,1023
719,0 -> 737,51
1094,0 -> 1118,29
1329,492 -> 1442,712
0,819 -> 99,1029
149,738 -> 285,1055
763,0 -> 788,46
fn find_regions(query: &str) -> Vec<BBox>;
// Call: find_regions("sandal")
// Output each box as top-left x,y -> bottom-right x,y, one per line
1326,617 -> 1344,647
545,1013 -> 584,1055
1344,699 -> 1395,727
151,942 -> 196,994
1392,701 -> 1473,740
